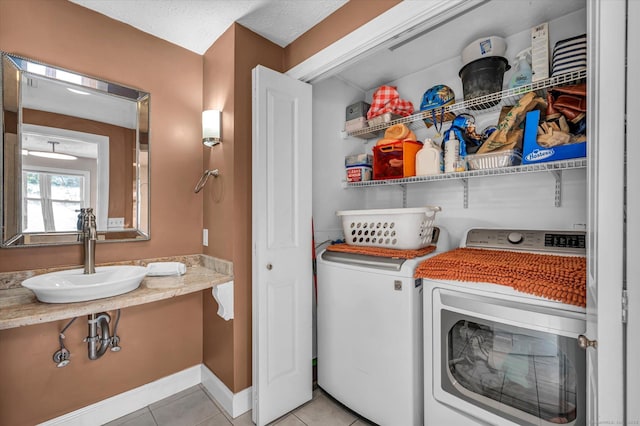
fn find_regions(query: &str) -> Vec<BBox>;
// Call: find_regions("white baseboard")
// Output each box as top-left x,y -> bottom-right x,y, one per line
200,364 -> 252,418
39,364 -> 251,425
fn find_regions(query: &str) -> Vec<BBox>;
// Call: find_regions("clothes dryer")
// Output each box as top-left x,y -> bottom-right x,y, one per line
422,228 -> 587,426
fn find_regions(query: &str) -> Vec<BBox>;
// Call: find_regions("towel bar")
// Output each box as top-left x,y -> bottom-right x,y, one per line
194,169 -> 220,193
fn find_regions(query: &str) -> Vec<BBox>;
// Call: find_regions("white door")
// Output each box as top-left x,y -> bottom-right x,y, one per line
586,0 -> 626,423
626,0 -> 640,422
252,65 -> 313,426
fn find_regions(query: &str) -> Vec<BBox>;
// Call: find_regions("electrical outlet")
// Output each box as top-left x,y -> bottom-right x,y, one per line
107,217 -> 125,229
203,229 -> 208,246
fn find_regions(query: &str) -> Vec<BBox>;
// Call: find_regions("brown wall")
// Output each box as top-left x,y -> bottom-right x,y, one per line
201,23 -> 285,392
0,0 -> 204,271
200,1 -> 397,393
284,0 -> 401,70
0,1 -> 204,424
231,24 -> 286,391
201,25 -> 236,389
22,109 -> 135,225
0,0 -> 397,420
0,293 -> 203,426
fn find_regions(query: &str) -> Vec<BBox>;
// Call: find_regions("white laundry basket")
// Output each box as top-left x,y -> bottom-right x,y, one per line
337,206 -> 441,249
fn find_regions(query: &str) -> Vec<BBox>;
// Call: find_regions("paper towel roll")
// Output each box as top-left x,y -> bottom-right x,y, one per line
212,281 -> 234,320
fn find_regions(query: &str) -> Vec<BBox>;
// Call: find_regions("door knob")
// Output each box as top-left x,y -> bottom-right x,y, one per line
578,334 -> 597,349
266,263 -> 273,270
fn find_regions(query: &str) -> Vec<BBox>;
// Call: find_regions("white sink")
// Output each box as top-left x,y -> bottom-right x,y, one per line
22,265 -> 147,303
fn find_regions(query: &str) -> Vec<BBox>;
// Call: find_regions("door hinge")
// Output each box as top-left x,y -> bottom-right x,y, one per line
622,289 -> 628,324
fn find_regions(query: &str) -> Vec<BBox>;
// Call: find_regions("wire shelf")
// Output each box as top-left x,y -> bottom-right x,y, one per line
344,158 -> 587,188
346,69 -> 587,139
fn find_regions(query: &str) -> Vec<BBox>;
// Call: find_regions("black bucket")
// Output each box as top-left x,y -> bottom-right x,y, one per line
459,56 -> 510,110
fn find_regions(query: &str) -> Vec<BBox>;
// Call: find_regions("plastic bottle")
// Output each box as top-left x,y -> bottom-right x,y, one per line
444,133 -> 460,173
416,138 -> 442,176
509,48 -> 532,89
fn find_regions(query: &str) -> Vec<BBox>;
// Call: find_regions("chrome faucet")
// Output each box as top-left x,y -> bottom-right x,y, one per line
78,208 -> 97,274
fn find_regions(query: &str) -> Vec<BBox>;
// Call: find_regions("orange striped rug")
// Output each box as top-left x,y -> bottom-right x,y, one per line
326,244 -> 436,259
415,248 -> 586,307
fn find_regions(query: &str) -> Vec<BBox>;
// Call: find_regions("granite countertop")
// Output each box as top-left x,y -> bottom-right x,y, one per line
0,255 -> 233,330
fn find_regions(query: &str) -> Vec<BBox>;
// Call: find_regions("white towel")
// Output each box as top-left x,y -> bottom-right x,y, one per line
146,262 -> 187,276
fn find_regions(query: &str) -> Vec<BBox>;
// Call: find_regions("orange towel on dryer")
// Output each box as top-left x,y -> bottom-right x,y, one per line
414,248 -> 586,307
327,243 -> 435,259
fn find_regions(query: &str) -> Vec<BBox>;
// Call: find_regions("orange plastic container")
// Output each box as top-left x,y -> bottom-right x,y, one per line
373,140 -> 423,180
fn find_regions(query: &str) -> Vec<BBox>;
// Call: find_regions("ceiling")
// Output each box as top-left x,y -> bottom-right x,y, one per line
68,0 -> 586,93
330,0 -> 586,92
69,0 -> 348,55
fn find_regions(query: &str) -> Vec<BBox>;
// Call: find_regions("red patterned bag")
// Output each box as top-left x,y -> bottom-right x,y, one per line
367,85 -> 414,119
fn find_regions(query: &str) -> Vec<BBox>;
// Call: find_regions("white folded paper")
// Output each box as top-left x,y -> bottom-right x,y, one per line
146,262 -> 187,276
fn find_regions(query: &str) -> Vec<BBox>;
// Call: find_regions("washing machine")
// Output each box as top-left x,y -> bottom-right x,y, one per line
317,227 -> 450,426
423,228 -> 587,426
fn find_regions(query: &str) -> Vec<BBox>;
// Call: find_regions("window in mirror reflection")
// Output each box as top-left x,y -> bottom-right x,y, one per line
21,126 -> 108,230
1,51 -> 151,246
25,60 -> 102,90
23,170 -> 87,232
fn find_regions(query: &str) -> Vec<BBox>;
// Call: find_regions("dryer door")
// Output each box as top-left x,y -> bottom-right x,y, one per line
433,289 -> 586,426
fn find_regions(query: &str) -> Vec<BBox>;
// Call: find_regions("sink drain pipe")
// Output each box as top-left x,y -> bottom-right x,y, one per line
53,310 -> 123,366
87,312 -> 112,360
86,309 -> 122,360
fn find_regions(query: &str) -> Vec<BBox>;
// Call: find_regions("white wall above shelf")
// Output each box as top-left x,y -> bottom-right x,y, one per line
343,158 -> 587,209
346,69 -> 587,140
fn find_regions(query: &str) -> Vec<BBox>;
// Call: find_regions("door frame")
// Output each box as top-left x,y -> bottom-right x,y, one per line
586,0 -> 626,423
626,0 -> 640,422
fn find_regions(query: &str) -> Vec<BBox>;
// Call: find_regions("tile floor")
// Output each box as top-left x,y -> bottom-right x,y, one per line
106,384 -> 374,426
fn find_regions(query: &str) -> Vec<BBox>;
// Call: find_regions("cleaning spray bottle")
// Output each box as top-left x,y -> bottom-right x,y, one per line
509,48 -> 532,89
444,133 -> 460,173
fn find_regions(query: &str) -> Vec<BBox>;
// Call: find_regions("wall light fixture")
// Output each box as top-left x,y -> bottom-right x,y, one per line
202,109 -> 221,147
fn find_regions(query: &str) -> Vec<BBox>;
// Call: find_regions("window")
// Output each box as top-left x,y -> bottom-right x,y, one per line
23,169 -> 89,232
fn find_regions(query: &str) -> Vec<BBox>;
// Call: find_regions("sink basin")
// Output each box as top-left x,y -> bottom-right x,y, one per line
22,265 -> 148,303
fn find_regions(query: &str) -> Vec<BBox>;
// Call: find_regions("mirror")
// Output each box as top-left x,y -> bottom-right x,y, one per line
1,52 -> 150,247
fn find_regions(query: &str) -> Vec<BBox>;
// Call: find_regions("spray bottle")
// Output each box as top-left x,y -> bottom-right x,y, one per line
509,48 -> 532,89
444,133 -> 460,173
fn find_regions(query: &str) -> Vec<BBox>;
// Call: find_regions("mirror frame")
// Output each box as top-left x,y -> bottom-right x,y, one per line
1,52 -> 150,247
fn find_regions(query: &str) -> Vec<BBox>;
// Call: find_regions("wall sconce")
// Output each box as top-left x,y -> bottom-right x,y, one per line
202,109 -> 221,147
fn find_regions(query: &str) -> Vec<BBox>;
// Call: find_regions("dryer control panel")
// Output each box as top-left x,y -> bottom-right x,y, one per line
464,229 -> 586,255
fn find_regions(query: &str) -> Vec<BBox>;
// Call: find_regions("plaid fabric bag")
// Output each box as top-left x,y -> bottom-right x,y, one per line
366,85 -> 414,119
